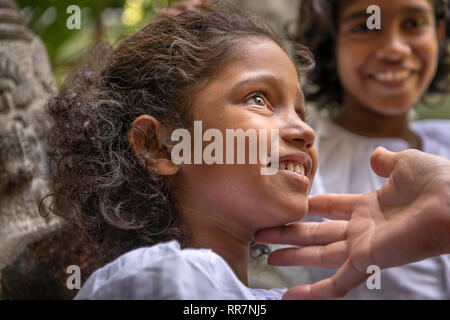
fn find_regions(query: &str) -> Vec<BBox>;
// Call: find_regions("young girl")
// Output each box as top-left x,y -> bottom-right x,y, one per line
259,0 -> 450,299
47,4 -> 317,299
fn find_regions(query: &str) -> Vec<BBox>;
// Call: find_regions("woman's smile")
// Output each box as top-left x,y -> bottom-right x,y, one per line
366,66 -> 421,94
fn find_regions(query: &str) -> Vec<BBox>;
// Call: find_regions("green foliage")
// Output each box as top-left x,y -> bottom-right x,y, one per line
16,0 -> 175,84
415,96 -> 450,120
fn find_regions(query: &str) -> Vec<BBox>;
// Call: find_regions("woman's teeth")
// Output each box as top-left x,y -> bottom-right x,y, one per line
280,162 -> 305,175
373,70 -> 410,82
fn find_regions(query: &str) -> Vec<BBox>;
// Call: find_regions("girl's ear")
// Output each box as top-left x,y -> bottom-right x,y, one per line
128,115 -> 180,176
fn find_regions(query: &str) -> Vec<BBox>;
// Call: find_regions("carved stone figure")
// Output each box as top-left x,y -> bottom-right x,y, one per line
0,0 -> 98,299
0,0 -> 58,270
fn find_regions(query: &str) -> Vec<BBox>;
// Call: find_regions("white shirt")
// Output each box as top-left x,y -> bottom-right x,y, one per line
268,115 -> 450,299
75,240 -> 286,300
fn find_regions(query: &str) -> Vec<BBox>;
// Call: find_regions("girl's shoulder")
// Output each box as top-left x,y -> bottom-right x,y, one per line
74,241 -> 257,300
411,119 -> 450,156
412,118 -> 450,133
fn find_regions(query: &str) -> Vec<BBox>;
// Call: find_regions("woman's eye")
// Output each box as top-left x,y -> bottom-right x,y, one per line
245,94 -> 268,107
350,23 -> 369,34
403,17 -> 429,30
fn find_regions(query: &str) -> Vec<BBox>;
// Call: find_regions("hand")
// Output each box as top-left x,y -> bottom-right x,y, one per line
255,147 -> 450,299
158,0 -> 213,18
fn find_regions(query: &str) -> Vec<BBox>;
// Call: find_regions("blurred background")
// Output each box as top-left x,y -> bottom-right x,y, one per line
0,0 -> 448,300
16,0 -> 176,85
15,0 -> 450,118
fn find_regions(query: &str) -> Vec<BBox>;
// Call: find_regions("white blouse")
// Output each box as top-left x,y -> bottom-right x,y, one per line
75,240 -> 286,300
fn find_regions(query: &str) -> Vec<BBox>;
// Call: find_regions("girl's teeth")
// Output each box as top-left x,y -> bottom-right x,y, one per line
281,162 -> 305,176
287,163 -> 294,172
299,165 -> 305,175
374,70 -> 409,82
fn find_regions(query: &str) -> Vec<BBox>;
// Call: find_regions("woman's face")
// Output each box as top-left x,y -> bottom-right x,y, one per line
336,0 -> 441,115
173,37 -> 317,234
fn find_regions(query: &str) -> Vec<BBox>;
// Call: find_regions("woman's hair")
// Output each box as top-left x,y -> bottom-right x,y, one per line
294,0 -> 450,111
46,3 -> 313,262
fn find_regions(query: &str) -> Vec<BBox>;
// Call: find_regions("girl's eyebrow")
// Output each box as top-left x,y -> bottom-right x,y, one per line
342,10 -> 369,23
232,73 -> 306,115
232,73 -> 304,102
401,6 -> 433,16
231,74 -> 280,92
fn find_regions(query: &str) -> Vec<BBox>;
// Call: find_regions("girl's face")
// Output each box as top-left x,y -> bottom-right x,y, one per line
173,38 -> 317,234
337,0 -> 441,115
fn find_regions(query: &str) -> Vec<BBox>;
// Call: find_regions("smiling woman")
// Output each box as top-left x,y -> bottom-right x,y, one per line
297,0 -> 450,113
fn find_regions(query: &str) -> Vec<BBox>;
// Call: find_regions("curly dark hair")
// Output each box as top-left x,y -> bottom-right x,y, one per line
46,3 -> 313,263
294,0 -> 450,111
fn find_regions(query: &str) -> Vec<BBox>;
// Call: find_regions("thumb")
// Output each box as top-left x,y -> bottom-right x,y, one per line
370,147 -> 399,178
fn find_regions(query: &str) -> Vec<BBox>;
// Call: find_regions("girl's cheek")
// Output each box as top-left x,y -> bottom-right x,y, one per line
337,39 -> 369,68
410,31 -> 439,54
411,36 -> 440,75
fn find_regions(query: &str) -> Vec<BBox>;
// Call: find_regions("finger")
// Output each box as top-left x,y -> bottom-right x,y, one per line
283,260 -> 367,300
370,146 -> 399,178
267,241 -> 348,269
255,221 -> 347,246
308,194 -> 363,220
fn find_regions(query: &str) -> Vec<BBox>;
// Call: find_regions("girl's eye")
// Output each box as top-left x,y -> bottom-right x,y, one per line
402,17 -> 429,30
350,23 -> 370,34
245,94 -> 268,107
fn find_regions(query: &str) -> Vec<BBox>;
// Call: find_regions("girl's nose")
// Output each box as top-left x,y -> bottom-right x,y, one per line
376,31 -> 412,62
280,115 -> 315,149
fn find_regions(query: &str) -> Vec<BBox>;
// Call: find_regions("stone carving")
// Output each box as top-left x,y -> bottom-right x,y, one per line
0,0 -> 99,299
0,0 -> 59,270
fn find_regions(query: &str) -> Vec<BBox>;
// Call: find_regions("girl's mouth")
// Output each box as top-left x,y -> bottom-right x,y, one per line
367,67 -> 419,89
373,70 -> 410,82
279,161 -> 306,175
266,153 -> 313,188
276,157 -> 312,189
274,153 -> 313,177
278,162 -> 310,188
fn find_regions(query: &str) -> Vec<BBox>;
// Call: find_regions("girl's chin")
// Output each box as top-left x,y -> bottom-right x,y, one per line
359,94 -> 415,115
280,204 -> 308,224
369,102 -> 414,116
367,93 -> 422,113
